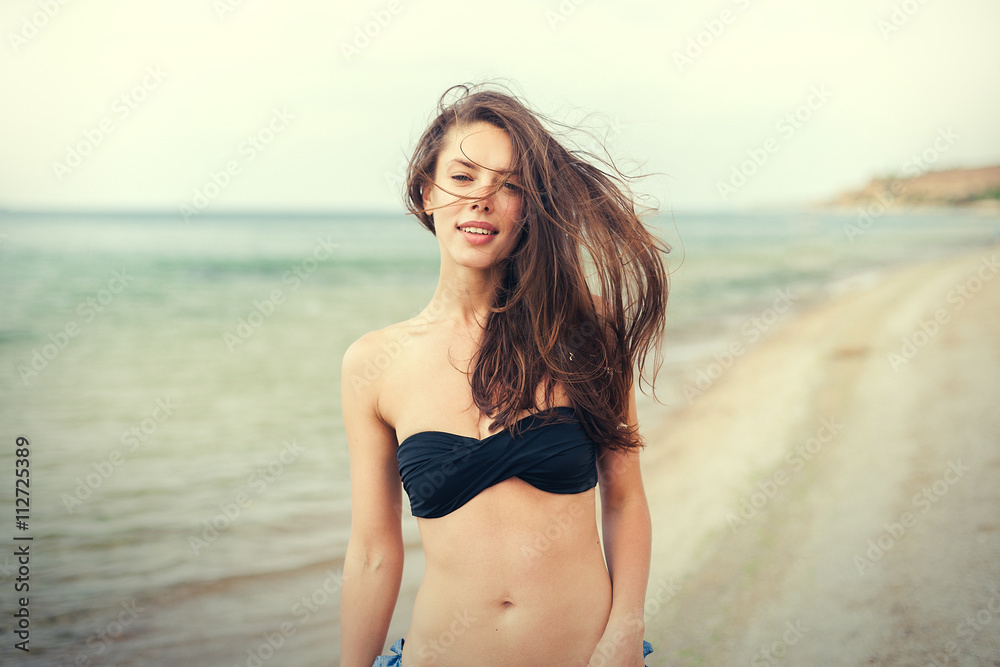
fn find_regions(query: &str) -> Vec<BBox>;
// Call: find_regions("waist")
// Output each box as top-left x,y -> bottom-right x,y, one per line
405,579 -> 612,666
403,481 -> 612,665
418,478 -> 598,568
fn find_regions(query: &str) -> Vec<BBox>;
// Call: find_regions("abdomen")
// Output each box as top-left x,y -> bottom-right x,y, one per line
403,480 -> 612,666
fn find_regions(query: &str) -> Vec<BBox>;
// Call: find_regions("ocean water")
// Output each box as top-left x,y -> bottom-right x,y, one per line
0,209 -> 996,665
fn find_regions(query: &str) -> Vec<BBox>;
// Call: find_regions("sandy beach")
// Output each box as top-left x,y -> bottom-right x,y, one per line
5,215 -> 996,666
376,248 -> 1000,666
640,249 -> 1000,665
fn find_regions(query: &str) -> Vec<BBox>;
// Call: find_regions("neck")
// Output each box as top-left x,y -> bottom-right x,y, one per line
421,259 -> 501,330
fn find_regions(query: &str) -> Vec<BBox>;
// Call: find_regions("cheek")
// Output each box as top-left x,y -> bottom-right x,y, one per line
505,211 -> 526,247
500,192 -> 524,220
427,191 -> 456,218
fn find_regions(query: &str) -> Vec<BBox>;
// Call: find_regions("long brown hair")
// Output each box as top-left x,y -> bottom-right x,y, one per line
404,83 -> 669,453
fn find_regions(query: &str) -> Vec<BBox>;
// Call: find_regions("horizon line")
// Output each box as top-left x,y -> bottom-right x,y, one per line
0,203 -> 826,218
0,206 -> 406,219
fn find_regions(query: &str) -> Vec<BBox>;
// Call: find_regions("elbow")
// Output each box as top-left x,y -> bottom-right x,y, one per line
602,495 -> 652,533
345,536 -> 404,576
359,547 -> 402,574
602,489 -> 651,517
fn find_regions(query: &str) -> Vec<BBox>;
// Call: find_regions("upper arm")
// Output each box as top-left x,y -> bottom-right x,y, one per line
596,375 -> 646,509
588,290 -> 646,506
341,333 -> 404,547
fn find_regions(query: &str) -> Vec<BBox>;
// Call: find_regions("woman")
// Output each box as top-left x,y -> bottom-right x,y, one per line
340,84 -> 668,666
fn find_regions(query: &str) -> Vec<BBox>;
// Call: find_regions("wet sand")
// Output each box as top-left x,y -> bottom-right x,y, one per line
371,248 -> 1000,666
640,249 -> 1000,665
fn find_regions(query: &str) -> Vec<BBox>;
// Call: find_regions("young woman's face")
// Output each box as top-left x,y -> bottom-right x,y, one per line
422,122 -> 524,271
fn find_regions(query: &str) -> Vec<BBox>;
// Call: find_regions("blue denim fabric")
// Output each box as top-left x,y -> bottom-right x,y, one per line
371,638 -> 404,666
371,638 -> 654,666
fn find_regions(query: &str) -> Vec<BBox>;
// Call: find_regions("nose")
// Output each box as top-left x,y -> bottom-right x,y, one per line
470,185 -> 492,213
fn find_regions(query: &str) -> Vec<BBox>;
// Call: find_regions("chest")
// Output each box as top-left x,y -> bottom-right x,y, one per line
380,325 -> 565,443
381,329 -> 490,439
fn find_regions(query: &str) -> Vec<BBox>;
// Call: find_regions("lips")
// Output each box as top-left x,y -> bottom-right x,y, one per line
457,221 -> 499,246
457,221 -> 498,235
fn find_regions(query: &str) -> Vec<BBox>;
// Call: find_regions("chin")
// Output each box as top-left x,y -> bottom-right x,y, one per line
452,249 -> 505,271
442,235 -> 515,270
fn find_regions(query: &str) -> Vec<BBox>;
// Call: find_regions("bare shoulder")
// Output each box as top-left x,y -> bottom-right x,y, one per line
343,318 -> 430,367
341,318 -> 430,397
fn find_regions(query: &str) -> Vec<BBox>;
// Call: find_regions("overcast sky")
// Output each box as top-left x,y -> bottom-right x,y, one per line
1,0 -> 998,212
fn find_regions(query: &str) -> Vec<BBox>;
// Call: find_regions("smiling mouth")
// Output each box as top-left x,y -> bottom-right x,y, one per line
458,226 -> 498,236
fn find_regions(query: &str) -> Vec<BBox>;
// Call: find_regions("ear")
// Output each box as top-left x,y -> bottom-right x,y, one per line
421,181 -> 434,214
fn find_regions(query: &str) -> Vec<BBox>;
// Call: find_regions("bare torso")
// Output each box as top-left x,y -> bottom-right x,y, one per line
376,315 -> 613,666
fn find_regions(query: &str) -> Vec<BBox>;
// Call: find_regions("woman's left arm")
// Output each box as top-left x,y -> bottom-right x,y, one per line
589,383 -> 652,667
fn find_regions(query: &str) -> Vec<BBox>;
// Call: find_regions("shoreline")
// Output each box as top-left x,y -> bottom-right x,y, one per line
375,245 -> 1000,663
374,244 -> 1000,662
638,246 -> 1000,663
3,215 -> 996,666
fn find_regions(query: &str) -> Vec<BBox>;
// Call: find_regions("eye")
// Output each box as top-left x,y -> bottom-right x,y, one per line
450,174 -> 473,182
503,182 -> 521,192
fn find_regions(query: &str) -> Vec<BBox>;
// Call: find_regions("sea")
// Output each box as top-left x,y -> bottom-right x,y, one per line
0,208 -> 997,665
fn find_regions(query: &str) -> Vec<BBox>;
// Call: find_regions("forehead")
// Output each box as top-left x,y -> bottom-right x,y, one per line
438,122 -> 515,174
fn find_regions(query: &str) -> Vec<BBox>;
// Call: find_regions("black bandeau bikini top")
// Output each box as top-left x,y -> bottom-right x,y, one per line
396,407 -> 599,519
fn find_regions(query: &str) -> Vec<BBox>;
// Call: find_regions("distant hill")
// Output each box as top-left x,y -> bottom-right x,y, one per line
823,165 -> 1000,210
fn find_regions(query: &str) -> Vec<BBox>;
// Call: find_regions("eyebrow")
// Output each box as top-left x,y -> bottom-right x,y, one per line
445,158 -> 517,177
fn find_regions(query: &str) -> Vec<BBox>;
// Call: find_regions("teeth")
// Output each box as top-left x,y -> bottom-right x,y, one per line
460,227 -> 495,235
